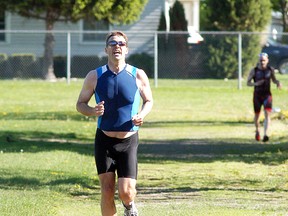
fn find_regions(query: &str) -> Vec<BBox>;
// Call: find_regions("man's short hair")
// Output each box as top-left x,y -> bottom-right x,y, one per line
105,31 -> 128,47
259,52 -> 268,58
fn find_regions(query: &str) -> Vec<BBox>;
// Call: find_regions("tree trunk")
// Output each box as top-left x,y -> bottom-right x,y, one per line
43,18 -> 56,80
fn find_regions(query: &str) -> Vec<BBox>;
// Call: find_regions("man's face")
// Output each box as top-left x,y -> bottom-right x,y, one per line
105,35 -> 128,60
259,56 -> 269,69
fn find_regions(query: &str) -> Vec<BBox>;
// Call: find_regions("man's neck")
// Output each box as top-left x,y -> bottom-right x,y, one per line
108,60 -> 126,73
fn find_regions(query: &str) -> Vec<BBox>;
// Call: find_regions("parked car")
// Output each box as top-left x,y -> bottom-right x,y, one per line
261,39 -> 288,74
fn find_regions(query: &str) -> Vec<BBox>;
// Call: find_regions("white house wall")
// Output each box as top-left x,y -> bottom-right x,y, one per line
1,0 -> 163,58
179,0 -> 200,31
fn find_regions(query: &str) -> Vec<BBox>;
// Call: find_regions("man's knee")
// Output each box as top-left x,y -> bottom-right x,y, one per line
118,179 -> 137,202
99,173 -> 116,199
120,186 -> 136,200
101,184 -> 115,197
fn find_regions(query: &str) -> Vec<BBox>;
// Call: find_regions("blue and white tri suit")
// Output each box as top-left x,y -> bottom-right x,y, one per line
94,64 -> 141,179
95,64 -> 141,131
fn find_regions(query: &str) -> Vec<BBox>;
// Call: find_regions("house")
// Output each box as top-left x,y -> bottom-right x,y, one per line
0,0 -> 200,57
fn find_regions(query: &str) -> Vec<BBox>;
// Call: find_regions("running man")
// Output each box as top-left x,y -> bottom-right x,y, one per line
76,31 -> 153,216
247,52 -> 282,142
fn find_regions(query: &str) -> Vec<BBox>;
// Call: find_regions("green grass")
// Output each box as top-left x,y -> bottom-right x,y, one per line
0,78 -> 288,216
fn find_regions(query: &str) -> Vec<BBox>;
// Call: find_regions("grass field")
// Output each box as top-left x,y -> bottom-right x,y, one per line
0,78 -> 288,216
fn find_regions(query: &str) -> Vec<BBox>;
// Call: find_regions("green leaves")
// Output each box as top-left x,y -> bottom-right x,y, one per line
2,0 -> 148,24
205,0 -> 271,32
202,0 -> 271,78
106,0 -> 148,25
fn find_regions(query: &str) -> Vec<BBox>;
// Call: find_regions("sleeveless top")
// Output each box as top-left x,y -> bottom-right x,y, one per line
253,65 -> 274,95
94,64 -> 140,131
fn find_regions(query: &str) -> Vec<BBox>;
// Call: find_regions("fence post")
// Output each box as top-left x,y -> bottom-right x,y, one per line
154,32 -> 158,88
238,32 -> 242,89
66,32 -> 71,84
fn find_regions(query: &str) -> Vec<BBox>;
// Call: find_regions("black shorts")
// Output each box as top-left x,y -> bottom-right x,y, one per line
253,92 -> 272,113
94,128 -> 139,179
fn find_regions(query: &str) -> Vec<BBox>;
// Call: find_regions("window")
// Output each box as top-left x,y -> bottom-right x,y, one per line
82,18 -> 109,42
0,10 -> 5,41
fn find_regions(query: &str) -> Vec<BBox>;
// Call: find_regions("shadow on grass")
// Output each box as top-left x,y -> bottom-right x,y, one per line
0,130 -> 287,165
0,174 -> 100,198
2,111 -> 245,124
1,111 -> 254,125
138,139 -> 288,164
143,120 -> 253,127
0,111 -> 95,122
0,137 -> 93,156
137,185 -> 288,201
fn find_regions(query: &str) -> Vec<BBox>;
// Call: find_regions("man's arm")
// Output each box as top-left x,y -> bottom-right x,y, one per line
76,70 -> 104,117
247,68 -> 264,87
132,69 -> 153,126
247,68 -> 255,87
271,69 -> 282,89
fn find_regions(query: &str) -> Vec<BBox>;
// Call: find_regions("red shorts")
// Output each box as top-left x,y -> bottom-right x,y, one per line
253,93 -> 272,113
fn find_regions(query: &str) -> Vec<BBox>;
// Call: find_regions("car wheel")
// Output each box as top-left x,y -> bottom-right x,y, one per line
278,59 -> 288,74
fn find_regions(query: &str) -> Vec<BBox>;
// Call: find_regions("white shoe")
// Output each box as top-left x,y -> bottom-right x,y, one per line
123,201 -> 138,216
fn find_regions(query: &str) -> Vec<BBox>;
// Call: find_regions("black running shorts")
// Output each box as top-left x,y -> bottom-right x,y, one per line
253,92 -> 272,113
94,128 -> 139,179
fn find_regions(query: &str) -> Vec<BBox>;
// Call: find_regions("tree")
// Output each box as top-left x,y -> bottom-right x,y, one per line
271,0 -> 288,43
0,0 -> 148,80
158,11 -> 167,31
271,0 -> 288,32
169,1 -> 189,77
202,0 -> 271,78
157,1 -> 189,78
169,0 -> 187,31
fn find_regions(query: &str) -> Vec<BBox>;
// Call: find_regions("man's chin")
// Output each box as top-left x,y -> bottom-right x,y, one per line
114,55 -> 124,60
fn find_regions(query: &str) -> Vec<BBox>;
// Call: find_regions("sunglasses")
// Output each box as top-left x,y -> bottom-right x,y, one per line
107,40 -> 127,47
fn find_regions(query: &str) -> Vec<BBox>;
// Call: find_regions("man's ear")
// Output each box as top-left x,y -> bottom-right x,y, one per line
105,47 -> 108,54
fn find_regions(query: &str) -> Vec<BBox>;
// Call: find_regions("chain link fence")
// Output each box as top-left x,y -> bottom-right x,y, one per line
0,30 -> 287,86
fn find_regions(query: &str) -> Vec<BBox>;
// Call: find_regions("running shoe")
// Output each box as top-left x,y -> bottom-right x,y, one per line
124,201 -> 138,216
263,135 -> 269,142
255,131 -> 260,141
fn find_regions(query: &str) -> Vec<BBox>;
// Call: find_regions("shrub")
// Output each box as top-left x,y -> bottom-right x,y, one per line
127,53 -> 154,78
71,55 -> 101,78
0,53 -> 8,79
54,56 -> 67,78
8,53 -> 36,78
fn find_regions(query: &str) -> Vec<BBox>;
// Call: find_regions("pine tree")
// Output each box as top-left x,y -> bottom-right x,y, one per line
170,0 -> 188,31
203,0 -> 271,78
158,1 -> 189,78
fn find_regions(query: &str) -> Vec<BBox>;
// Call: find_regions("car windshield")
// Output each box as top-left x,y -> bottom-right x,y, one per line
267,38 -> 288,47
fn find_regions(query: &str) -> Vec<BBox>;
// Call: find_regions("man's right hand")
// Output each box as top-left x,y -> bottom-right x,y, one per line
255,79 -> 265,86
94,101 -> 105,116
